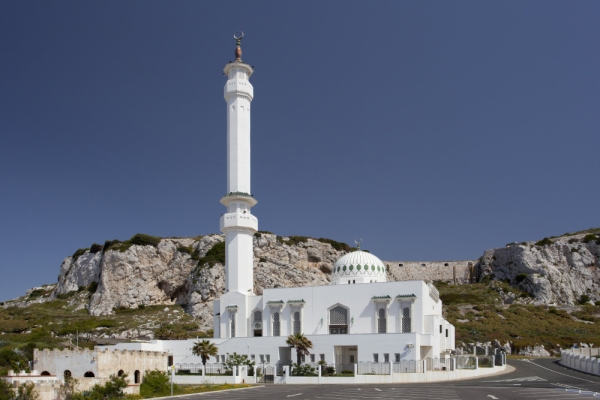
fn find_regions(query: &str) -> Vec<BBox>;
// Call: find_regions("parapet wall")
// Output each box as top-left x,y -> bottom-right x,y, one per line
33,347 -> 168,382
384,260 -> 478,284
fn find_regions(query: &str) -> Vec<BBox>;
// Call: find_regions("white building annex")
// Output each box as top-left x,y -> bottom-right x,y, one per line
103,34 -> 457,371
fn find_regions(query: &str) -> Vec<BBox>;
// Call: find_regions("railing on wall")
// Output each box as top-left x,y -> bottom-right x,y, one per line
358,362 -> 391,375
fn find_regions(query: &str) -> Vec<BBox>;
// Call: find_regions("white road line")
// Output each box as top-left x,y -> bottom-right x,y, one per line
374,388 -> 382,391
286,394 -> 303,398
524,360 -> 599,383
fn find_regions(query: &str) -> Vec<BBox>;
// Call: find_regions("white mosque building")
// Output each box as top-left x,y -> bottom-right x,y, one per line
34,36 -> 456,378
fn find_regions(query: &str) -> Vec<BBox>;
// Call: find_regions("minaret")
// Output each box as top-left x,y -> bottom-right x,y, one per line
220,32 -> 258,295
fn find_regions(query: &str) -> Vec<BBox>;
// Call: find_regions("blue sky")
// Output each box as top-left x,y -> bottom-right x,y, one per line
1,1 -> 598,301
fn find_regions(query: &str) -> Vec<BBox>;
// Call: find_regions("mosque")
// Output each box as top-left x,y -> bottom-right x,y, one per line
33,35 -> 456,379
183,34 -> 455,367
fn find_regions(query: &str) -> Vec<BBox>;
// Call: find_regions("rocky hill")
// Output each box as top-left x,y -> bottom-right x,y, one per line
478,230 -> 600,306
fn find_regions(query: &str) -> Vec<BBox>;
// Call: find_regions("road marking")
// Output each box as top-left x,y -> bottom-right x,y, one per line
487,396 -> 499,399
484,376 -> 546,382
287,394 -> 303,398
374,388 -> 382,391
552,382 -> 587,391
524,359 -> 598,383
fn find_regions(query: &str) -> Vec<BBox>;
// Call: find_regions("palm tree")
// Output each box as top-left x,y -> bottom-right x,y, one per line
286,333 -> 313,365
192,340 -> 219,367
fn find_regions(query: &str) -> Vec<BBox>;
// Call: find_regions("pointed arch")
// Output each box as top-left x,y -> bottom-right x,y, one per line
328,303 -> 350,334
252,308 -> 263,337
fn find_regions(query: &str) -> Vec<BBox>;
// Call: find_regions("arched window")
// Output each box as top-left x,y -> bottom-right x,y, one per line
134,370 -> 140,384
293,311 -> 301,334
401,305 -> 411,333
377,307 -> 387,333
329,305 -> 348,334
118,370 -> 124,377
84,371 -> 95,377
253,310 -> 262,337
40,371 -> 51,376
272,312 -> 280,337
64,370 -> 71,379
230,313 -> 236,338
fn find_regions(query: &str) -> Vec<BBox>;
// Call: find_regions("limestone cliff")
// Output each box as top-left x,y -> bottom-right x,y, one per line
478,232 -> 600,305
51,233 -> 346,330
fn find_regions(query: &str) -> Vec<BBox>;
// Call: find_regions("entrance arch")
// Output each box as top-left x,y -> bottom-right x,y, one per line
84,371 -> 95,377
134,370 -> 140,384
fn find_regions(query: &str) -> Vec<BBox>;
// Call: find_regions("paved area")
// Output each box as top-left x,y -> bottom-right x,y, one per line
176,359 -> 600,399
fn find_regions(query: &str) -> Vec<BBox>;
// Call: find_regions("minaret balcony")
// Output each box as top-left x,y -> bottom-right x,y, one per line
224,80 -> 254,101
220,212 -> 258,233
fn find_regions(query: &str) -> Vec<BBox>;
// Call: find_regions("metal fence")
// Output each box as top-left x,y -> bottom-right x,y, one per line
393,360 -> 421,373
425,358 -> 454,371
477,355 -> 494,368
455,356 -> 477,370
358,362 -> 391,375
175,363 -> 203,374
204,363 -> 230,376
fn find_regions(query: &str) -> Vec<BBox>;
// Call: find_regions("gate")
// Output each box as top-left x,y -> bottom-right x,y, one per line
257,366 -> 275,383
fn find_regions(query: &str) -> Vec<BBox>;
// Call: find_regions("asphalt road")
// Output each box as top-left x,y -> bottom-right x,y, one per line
174,359 -> 600,400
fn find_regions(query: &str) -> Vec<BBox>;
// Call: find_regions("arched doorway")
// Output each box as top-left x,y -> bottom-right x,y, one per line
134,370 -> 140,384
84,371 -> 95,377
64,370 -> 72,379
41,371 -> 51,376
118,370 -> 124,377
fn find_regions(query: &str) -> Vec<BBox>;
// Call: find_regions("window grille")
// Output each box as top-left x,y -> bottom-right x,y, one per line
330,306 -> 348,325
273,312 -> 280,337
329,305 -> 349,334
266,354 -> 270,362
293,311 -> 301,334
402,306 -> 411,333
384,353 -> 389,362
230,313 -> 236,337
395,353 -> 401,362
310,354 -> 315,362
253,310 -> 262,336
378,308 -> 387,333
320,354 -> 325,362
373,353 -> 379,363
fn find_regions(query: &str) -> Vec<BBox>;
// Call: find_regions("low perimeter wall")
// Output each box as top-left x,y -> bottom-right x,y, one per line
170,363 -> 507,385
560,350 -> 600,376
281,364 -> 507,384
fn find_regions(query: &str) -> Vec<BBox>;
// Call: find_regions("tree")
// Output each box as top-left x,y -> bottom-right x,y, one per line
223,352 -> 255,375
0,378 -> 13,400
15,382 -> 39,400
286,333 -> 313,365
57,376 -> 78,400
191,340 -> 218,367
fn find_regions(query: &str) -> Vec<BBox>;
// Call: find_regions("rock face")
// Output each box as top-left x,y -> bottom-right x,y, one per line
478,234 -> 600,306
51,233 -> 346,330
184,234 -> 344,330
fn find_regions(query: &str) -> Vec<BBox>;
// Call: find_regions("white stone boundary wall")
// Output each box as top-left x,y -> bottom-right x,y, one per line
170,361 -> 506,385
385,260 -> 477,284
560,350 -> 600,376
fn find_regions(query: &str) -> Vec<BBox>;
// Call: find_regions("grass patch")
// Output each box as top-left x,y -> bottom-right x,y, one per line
104,233 -> 163,253
535,237 -> 554,247
72,248 -> 89,260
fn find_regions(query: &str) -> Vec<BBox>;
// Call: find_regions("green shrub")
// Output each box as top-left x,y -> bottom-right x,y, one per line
89,243 -> 103,253
535,238 -> 553,247
197,241 -> 225,268
56,291 -> 77,300
177,246 -> 200,261
72,248 -> 89,260
0,320 -> 29,333
129,233 -> 161,247
515,273 -> 529,283
28,289 -> 46,299
582,234 -> 599,243
579,294 -> 591,304
316,238 -> 351,252
77,374 -> 127,400
140,370 -> 172,398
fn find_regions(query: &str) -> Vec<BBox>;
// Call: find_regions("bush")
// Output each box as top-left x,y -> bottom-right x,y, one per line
197,241 -> 225,268
0,320 -> 29,334
535,238 -> 553,247
579,294 -> 591,304
140,370 -> 171,398
77,374 -> 127,400
72,248 -> 89,260
129,233 -> 161,247
316,238 -> 351,252
582,234 -> 599,243
177,246 -> 200,261
89,243 -> 103,253
56,291 -> 77,300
